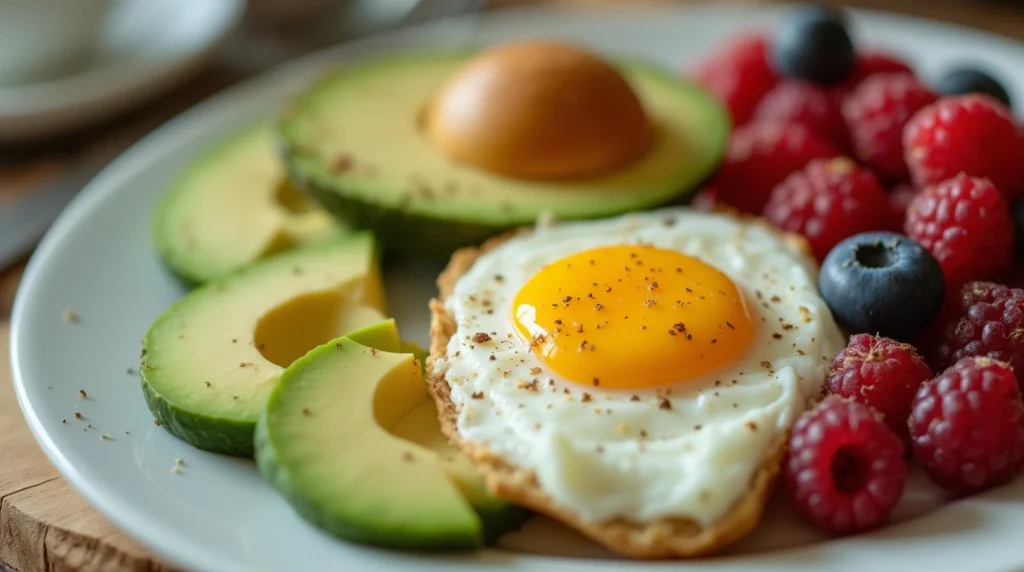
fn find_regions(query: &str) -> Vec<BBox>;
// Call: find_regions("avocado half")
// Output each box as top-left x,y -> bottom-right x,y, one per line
255,320 -> 529,550
277,51 -> 730,257
153,121 -> 347,285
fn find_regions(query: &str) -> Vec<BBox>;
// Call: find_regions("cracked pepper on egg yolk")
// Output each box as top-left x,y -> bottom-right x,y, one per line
512,245 -> 755,389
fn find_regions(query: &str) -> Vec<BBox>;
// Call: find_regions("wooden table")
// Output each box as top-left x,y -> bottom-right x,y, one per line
3,1 -> 1024,570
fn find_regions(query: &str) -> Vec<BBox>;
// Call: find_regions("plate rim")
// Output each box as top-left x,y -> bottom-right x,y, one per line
11,4 -> 1024,571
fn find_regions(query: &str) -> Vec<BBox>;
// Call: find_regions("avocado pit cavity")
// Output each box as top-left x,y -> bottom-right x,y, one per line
424,40 -> 654,180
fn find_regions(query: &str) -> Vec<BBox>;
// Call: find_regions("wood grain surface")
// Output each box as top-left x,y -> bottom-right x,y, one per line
3,1 -> 1024,571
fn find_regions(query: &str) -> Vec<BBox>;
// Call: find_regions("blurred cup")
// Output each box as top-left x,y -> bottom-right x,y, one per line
0,0 -> 114,85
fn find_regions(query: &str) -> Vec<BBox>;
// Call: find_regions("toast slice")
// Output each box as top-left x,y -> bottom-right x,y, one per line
426,228 -> 805,559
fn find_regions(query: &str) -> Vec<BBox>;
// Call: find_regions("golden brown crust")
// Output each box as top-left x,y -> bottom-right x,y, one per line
426,217 -> 805,559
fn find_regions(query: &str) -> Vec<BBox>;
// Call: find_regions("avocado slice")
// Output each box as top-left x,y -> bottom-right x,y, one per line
154,121 -> 347,285
255,323 -> 529,550
141,233 -> 387,456
278,51 -> 729,257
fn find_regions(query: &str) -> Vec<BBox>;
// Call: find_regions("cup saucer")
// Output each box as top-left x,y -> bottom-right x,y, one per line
0,0 -> 244,144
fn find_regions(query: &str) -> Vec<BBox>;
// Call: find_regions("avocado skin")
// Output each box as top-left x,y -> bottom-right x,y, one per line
142,368 -> 255,456
285,148 -> 711,261
475,503 -> 532,545
285,171 -> 503,259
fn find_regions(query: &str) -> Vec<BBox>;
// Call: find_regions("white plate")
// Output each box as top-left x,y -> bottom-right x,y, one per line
11,5 -> 1024,572
0,0 -> 243,143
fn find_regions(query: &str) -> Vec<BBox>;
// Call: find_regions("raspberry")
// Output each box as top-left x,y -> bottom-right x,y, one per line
922,281 -> 1024,386
904,174 -> 1014,288
704,123 -> 838,215
763,157 -> 890,260
692,34 -> 778,126
842,73 -> 938,182
752,81 -> 848,149
904,94 -> 1024,198
908,356 -> 1024,495
836,51 -> 915,94
785,396 -> 907,535
886,183 -> 918,230
826,334 -> 934,442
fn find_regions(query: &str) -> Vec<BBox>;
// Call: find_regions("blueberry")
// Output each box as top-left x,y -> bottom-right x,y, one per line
772,4 -> 856,85
935,67 -> 1012,109
1011,198 -> 1024,260
819,232 -> 944,341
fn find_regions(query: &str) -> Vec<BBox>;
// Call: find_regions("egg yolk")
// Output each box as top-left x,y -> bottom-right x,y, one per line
512,245 -> 755,390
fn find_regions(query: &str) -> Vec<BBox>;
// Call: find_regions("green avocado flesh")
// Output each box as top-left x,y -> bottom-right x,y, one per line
141,233 -> 387,456
278,51 -> 730,256
153,121 -> 347,285
255,321 -> 530,550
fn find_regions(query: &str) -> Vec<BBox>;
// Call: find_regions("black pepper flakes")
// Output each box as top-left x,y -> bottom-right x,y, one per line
726,321 -> 735,330
472,332 -> 492,344
659,397 -> 672,410
471,391 -> 484,399
772,333 -> 783,340
592,378 -> 600,386
302,408 -> 311,416
630,395 -> 640,402
74,412 -> 83,420
761,360 -> 772,368
582,393 -> 592,402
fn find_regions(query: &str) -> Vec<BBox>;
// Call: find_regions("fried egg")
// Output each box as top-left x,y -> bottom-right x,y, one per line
432,208 -> 846,527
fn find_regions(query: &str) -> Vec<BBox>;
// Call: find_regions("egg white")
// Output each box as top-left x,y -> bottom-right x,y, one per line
433,207 -> 846,527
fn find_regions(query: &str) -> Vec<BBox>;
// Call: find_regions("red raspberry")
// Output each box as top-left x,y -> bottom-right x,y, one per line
826,334 -> 934,442
785,396 -> 907,535
763,157 -> 890,260
706,123 -> 839,215
842,73 -> 938,182
904,174 -> 1013,288
692,34 -> 778,126
752,81 -> 848,149
908,356 -> 1024,495
922,281 -> 1024,386
886,183 -> 918,229
904,94 -> 1024,198
836,50 -> 915,94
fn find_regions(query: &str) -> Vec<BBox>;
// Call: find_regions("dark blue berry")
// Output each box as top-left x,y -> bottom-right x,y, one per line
1011,198 -> 1024,260
935,67 -> 1012,109
772,4 -> 856,85
819,232 -> 944,341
